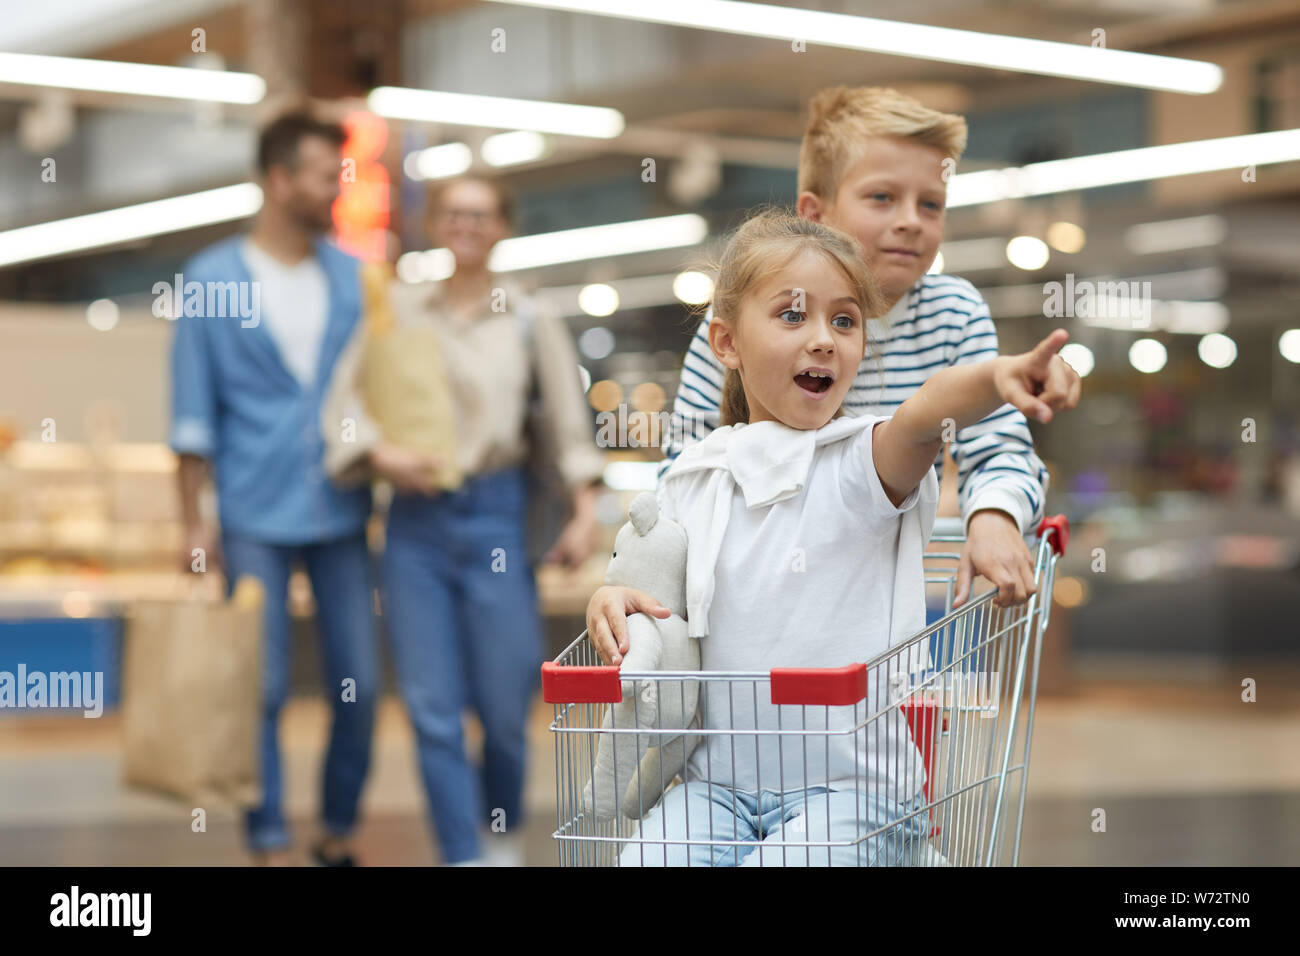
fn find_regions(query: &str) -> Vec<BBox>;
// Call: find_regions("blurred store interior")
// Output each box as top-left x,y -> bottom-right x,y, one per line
0,0 -> 1298,865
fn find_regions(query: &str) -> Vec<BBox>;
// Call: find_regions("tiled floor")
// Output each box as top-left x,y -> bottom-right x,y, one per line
2,660 -> 1298,866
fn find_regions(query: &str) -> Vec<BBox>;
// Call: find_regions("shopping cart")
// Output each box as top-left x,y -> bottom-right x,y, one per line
542,513 -> 1069,866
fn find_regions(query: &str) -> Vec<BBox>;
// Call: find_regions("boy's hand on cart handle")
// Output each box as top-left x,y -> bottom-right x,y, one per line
953,510 -> 1037,609
586,585 -> 671,665
993,328 -> 1072,424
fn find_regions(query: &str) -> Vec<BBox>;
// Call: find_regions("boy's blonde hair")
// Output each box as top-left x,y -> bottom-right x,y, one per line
798,86 -> 969,201
697,209 -> 888,427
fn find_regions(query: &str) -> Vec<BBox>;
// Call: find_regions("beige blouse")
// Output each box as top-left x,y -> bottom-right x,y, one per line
321,276 -> 605,493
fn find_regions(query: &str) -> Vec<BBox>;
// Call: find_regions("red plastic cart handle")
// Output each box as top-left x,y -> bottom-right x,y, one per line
541,662 -> 622,704
1036,514 -> 1069,557
541,661 -> 874,706
770,663 -> 867,706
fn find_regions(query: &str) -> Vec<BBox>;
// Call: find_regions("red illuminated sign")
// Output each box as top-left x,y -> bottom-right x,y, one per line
333,110 -> 390,261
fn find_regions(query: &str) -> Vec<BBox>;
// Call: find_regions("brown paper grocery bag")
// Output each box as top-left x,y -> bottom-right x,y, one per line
121,577 -> 263,808
358,262 -> 463,491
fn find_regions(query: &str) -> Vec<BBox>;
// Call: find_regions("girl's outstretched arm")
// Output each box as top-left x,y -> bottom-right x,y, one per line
872,329 -> 1071,507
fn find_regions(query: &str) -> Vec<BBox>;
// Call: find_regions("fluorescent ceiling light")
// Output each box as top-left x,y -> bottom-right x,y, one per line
403,142 -> 473,180
602,461 -> 661,491
396,248 -> 456,284
487,0 -> 1222,94
0,183 -> 263,267
0,52 -> 265,104
1077,298 -> 1228,335
398,216 -> 707,282
935,237 -> 1007,273
1124,265 -> 1226,300
1125,214 -> 1227,254
368,86 -> 624,138
980,267 -> 1226,320
481,130 -> 550,167
1153,301 -> 1230,336
489,214 -> 706,271
948,129 -> 1300,206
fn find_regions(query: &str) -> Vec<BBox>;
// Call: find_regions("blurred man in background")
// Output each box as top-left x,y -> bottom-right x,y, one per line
168,111 -> 378,866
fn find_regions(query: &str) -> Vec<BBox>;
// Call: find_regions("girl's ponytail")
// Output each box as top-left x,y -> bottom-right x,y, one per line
720,367 -> 749,427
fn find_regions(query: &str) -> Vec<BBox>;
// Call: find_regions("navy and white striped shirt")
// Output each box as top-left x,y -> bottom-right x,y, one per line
658,273 -> 1049,538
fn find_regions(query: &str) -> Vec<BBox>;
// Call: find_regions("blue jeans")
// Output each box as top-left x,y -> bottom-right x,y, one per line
221,531 -> 379,853
619,780 -> 945,867
382,466 -> 543,864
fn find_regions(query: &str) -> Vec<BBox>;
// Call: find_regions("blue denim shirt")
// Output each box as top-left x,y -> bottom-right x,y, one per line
168,235 -> 371,544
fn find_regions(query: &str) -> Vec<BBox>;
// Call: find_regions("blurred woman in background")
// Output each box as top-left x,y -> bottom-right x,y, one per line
322,174 -> 605,865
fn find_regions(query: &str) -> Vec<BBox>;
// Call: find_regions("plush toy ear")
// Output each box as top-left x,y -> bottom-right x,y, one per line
628,491 -> 659,537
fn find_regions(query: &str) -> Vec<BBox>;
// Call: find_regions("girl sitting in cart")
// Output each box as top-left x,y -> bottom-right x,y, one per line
586,210 -> 1071,866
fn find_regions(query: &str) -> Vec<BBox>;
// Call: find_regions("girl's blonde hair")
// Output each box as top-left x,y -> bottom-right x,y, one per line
798,86 -> 968,202
695,210 -> 889,427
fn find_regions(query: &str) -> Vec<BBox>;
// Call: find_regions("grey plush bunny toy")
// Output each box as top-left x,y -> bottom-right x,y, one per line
581,492 -> 701,821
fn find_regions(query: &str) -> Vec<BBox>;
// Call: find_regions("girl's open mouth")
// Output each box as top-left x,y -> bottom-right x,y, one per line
794,372 -> 833,398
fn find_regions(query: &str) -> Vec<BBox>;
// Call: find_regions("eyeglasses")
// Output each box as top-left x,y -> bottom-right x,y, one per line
436,208 -> 502,226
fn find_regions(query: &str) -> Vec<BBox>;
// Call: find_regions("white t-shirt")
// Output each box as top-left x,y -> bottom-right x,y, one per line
660,414 -> 939,802
241,239 -> 329,386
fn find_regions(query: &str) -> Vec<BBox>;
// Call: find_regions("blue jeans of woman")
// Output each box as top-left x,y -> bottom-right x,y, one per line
382,465 -> 544,864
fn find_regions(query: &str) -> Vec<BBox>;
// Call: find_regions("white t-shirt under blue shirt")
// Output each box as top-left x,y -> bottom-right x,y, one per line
658,413 -> 939,803
240,239 -> 329,386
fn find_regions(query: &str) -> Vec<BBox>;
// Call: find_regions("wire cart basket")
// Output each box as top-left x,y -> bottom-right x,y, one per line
542,513 -> 1069,866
